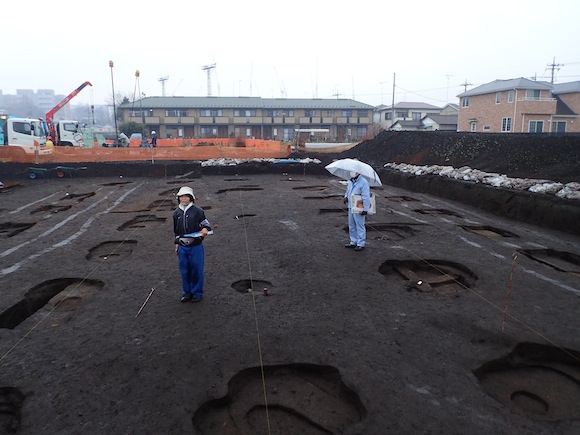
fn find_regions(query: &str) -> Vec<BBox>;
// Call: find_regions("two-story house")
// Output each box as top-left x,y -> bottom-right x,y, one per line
457,78 -> 580,133
374,102 -> 441,130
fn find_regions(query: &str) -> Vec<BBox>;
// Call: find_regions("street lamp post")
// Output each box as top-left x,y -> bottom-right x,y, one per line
109,60 -> 118,144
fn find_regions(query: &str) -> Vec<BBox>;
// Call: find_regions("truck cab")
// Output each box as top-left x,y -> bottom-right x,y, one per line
0,114 -> 50,155
56,120 -> 84,146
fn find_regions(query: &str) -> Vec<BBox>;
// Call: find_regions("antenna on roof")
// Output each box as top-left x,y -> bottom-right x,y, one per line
158,76 -> 169,96
201,63 -> 216,96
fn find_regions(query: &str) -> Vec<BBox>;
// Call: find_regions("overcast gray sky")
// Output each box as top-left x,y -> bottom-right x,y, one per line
2,0 -> 579,108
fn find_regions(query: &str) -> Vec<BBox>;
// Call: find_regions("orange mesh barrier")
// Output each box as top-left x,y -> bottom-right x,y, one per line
1,139 -> 292,164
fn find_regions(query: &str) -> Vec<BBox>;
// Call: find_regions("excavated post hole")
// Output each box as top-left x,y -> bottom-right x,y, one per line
0,278 -> 104,329
517,249 -> 580,276
343,223 -> 422,241
461,225 -> 519,239
0,387 -> 25,433
193,363 -> 366,434
86,240 -> 137,262
474,342 -> 580,421
117,215 -> 166,231
292,185 -> 329,191
216,187 -> 263,193
319,208 -> 346,214
30,204 -> 72,214
386,195 -> 418,202
234,214 -> 256,220
100,181 -> 132,186
414,208 -> 462,217
0,222 -> 36,237
232,279 -> 272,294
379,259 -> 477,295
303,194 -> 343,200
59,192 -> 95,202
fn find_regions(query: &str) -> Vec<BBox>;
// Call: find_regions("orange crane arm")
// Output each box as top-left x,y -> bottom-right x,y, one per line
45,81 -> 92,137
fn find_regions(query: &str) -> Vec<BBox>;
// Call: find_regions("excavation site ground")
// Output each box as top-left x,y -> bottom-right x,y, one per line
0,132 -> 579,434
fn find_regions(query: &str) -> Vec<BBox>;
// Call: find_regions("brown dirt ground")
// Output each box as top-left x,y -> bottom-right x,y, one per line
0,134 -> 579,434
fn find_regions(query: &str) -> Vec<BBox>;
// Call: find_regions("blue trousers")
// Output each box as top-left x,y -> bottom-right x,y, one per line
348,211 -> 366,247
177,244 -> 205,298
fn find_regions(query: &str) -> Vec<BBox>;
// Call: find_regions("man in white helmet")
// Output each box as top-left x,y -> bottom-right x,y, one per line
173,186 -> 212,302
150,130 -> 157,147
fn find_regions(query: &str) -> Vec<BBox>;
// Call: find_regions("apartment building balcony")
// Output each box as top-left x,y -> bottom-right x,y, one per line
164,116 -> 196,124
233,116 -> 263,124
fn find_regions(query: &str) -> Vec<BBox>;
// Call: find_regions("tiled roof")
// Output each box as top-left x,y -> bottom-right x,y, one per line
379,102 -> 441,110
120,96 -> 373,110
552,81 -> 580,95
423,114 -> 458,125
457,78 -> 552,97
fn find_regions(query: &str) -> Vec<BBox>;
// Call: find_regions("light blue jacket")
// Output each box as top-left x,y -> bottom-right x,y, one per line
345,175 -> 371,212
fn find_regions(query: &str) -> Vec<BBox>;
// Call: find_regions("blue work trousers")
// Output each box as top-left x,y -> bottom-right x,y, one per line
348,211 -> 366,247
178,244 -> 205,298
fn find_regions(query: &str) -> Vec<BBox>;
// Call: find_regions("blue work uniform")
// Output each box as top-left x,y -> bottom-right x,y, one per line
173,203 -> 211,299
345,175 -> 371,248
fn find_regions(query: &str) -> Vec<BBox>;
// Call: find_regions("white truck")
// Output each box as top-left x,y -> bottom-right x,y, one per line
52,119 -> 85,147
0,113 -> 51,155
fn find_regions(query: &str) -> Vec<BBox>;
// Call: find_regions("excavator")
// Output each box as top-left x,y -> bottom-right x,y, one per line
44,81 -> 92,146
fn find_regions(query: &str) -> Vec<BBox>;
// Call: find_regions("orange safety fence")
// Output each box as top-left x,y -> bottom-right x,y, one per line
0,139 -> 292,164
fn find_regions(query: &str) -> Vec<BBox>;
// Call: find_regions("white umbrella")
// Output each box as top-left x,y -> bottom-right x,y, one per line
325,158 -> 382,186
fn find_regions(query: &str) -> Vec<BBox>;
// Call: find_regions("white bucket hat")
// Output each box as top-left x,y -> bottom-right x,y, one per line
176,186 -> 196,200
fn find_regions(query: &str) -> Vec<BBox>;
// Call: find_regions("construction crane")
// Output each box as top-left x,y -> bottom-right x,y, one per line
201,63 -> 216,96
45,81 -> 92,146
158,76 -> 169,96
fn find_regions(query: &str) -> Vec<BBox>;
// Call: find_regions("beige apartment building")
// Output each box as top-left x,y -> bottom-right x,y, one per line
118,96 -> 374,141
457,78 -> 580,133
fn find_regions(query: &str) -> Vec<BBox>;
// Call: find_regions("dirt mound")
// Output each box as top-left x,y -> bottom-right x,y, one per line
338,131 -> 580,183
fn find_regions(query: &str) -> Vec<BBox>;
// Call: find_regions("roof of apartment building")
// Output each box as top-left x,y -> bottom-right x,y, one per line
120,96 -> 374,110
552,81 -> 580,94
376,102 -> 441,111
458,77 -> 553,97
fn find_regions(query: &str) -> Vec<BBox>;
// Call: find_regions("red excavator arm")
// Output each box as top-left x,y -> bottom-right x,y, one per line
45,81 -> 92,138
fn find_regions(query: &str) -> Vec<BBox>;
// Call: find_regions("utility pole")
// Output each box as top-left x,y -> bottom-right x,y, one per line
546,57 -> 563,84
391,73 -> 396,128
460,79 -> 472,92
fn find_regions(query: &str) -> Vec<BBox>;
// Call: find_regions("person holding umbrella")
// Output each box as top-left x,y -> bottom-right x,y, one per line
344,171 -> 371,251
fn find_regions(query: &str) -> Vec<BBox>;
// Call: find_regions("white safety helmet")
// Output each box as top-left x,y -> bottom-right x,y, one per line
151,131 -> 156,135
176,186 -> 195,200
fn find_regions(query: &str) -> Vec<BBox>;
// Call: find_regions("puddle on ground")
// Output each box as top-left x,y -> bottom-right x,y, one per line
117,215 -> 166,231
0,222 -> 36,237
517,249 -> 580,277
379,259 -> 477,295
193,364 -> 366,434
474,342 -> 580,421
0,387 -> 25,433
86,240 -> 137,262
460,225 -> 519,239
413,208 -> 462,218
232,279 -> 272,294
0,278 -> 104,329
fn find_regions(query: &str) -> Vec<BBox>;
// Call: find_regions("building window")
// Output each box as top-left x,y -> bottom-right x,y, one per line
283,128 -> 294,141
501,117 -> 512,132
529,120 -> 544,133
525,89 -> 541,100
200,127 -> 216,137
325,110 -> 332,117
384,112 -> 392,120
496,92 -> 501,104
461,97 -> 470,108
357,110 -> 369,117
200,109 -> 223,116
165,109 -> 187,117
551,121 -> 566,133
412,112 -> 421,120
304,109 -> 316,117
234,109 -> 256,116
470,121 -> 477,132
508,90 -> 514,103
483,125 -> 491,131
357,126 -> 367,138
396,111 -> 407,118
341,110 -> 353,117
